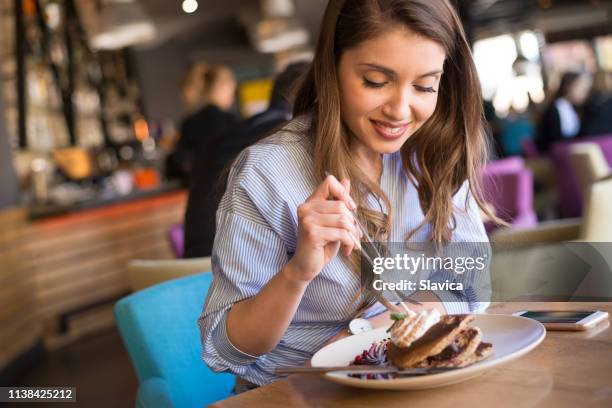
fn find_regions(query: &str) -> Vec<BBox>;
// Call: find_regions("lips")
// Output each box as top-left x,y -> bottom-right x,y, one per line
370,119 -> 410,140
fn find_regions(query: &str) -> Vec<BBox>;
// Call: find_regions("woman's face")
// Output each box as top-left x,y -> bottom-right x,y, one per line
338,26 -> 446,158
567,76 -> 590,106
212,78 -> 237,111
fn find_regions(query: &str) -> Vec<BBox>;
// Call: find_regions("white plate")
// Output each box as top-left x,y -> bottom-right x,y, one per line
310,314 -> 546,390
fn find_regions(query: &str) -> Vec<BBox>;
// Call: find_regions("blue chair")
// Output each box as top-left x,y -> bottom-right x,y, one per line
115,272 -> 235,408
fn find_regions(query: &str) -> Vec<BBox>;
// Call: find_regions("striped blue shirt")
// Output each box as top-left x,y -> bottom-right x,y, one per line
198,116 -> 490,386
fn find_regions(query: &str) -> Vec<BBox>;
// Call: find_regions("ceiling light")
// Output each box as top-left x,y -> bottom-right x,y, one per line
182,0 -> 198,14
90,1 -> 156,50
240,0 -> 310,54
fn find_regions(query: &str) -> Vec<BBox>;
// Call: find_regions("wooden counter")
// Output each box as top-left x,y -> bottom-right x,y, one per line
212,302 -> 612,408
0,207 -> 41,376
0,190 -> 186,373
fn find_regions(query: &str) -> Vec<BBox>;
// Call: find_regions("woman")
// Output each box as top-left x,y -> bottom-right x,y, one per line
184,62 -> 309,258
199,0 -> 494,388
166,64 -> 238,186
581,70 -> 612,137
536,72 -> 590,153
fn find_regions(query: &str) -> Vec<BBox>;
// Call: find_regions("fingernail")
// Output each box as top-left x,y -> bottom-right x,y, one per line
349,197 -> 357,211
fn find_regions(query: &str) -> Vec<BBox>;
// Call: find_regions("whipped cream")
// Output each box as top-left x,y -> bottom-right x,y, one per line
390,308 -> 441,349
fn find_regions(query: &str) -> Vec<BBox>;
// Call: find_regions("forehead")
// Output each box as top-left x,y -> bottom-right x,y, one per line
341,26 -> 446,75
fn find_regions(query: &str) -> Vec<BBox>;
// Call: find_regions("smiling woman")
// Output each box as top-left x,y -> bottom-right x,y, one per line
199,0 -> 495,389
338,28 -> 445,159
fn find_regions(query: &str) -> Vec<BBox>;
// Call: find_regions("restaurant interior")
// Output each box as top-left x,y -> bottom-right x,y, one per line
1,0 -> 611,407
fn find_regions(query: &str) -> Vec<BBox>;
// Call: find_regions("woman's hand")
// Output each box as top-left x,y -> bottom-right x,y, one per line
285,175 -> 361,284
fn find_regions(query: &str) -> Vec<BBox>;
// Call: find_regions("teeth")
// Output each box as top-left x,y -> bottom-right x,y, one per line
382,126 -> 402,134
376,122 -> 404,134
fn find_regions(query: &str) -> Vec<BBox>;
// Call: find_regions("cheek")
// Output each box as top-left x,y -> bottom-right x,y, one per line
340,80 -> 381,119
414,96 -> 438,123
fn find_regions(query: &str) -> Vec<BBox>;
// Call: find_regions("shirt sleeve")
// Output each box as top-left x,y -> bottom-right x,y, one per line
198,209 -> 290,375
197,146 -> 294,375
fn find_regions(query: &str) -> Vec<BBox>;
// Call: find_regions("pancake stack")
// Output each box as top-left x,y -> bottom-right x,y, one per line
387,314 -> 493,369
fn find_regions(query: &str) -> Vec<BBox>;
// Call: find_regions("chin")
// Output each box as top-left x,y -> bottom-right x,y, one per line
367,129 -> 414,154
367,139 -> 407,155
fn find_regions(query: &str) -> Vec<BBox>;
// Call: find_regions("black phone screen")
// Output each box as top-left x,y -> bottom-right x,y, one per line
521,311 -> 593,323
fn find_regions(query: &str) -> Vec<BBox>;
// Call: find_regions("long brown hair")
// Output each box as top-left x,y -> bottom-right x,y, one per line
293,0 -> 497,312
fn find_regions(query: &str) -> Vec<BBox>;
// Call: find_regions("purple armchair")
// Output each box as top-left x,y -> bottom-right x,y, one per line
482,157 -> 538,233
550,134 -> 612,218
167,224 -> 184,259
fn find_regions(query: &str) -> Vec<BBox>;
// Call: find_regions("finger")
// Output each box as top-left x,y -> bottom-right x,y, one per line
305,200 -> 354,218
341,178 -> 350,196
302,212 -> 361,249
340,178 -> 355,231
313,214 -> 360,239
324,180 -> 362,234
303,200 -> 363,240
340,178 -> 357,216
308,175 -> 357,210
333,177 -> 356,210
339,178 -> 362,237
317,226 -> 358,254
304,217 -> 361,252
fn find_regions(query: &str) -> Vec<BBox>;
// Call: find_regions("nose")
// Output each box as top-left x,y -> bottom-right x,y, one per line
381,87 -> 413,122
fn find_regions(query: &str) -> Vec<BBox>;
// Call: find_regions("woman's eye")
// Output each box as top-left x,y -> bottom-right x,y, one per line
362,77 -> 387,88
415,85 -> 437,93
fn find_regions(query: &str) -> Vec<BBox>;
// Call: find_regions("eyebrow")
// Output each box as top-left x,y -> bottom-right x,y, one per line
359,63 -> 443,79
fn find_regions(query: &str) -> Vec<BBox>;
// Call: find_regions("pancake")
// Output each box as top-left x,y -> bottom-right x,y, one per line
417,327 -> 482,368
387,314 -> 474,368
456,341 -> 494,367
389,308 -> 441,349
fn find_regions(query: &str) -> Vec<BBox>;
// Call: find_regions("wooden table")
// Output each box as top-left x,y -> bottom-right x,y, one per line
212,302 -> 612,408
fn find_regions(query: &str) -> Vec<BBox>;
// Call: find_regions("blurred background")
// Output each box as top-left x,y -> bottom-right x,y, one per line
0,0 -> 611,406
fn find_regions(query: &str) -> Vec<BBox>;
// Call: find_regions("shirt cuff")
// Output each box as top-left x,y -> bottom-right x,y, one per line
211,309 -> 260,367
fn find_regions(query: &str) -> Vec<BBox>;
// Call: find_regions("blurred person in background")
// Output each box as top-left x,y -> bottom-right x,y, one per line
166,64 -> 239,185
498,106 -> 535,157
581,70 -> 612,137
230,61 -> 310,144
483,99 -> 503,158
536,72 -> 590,153
181,62 -> 208,114
183,61 -> 309,258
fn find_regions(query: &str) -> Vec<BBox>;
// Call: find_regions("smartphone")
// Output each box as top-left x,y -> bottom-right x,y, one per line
513,310 -> 609,331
